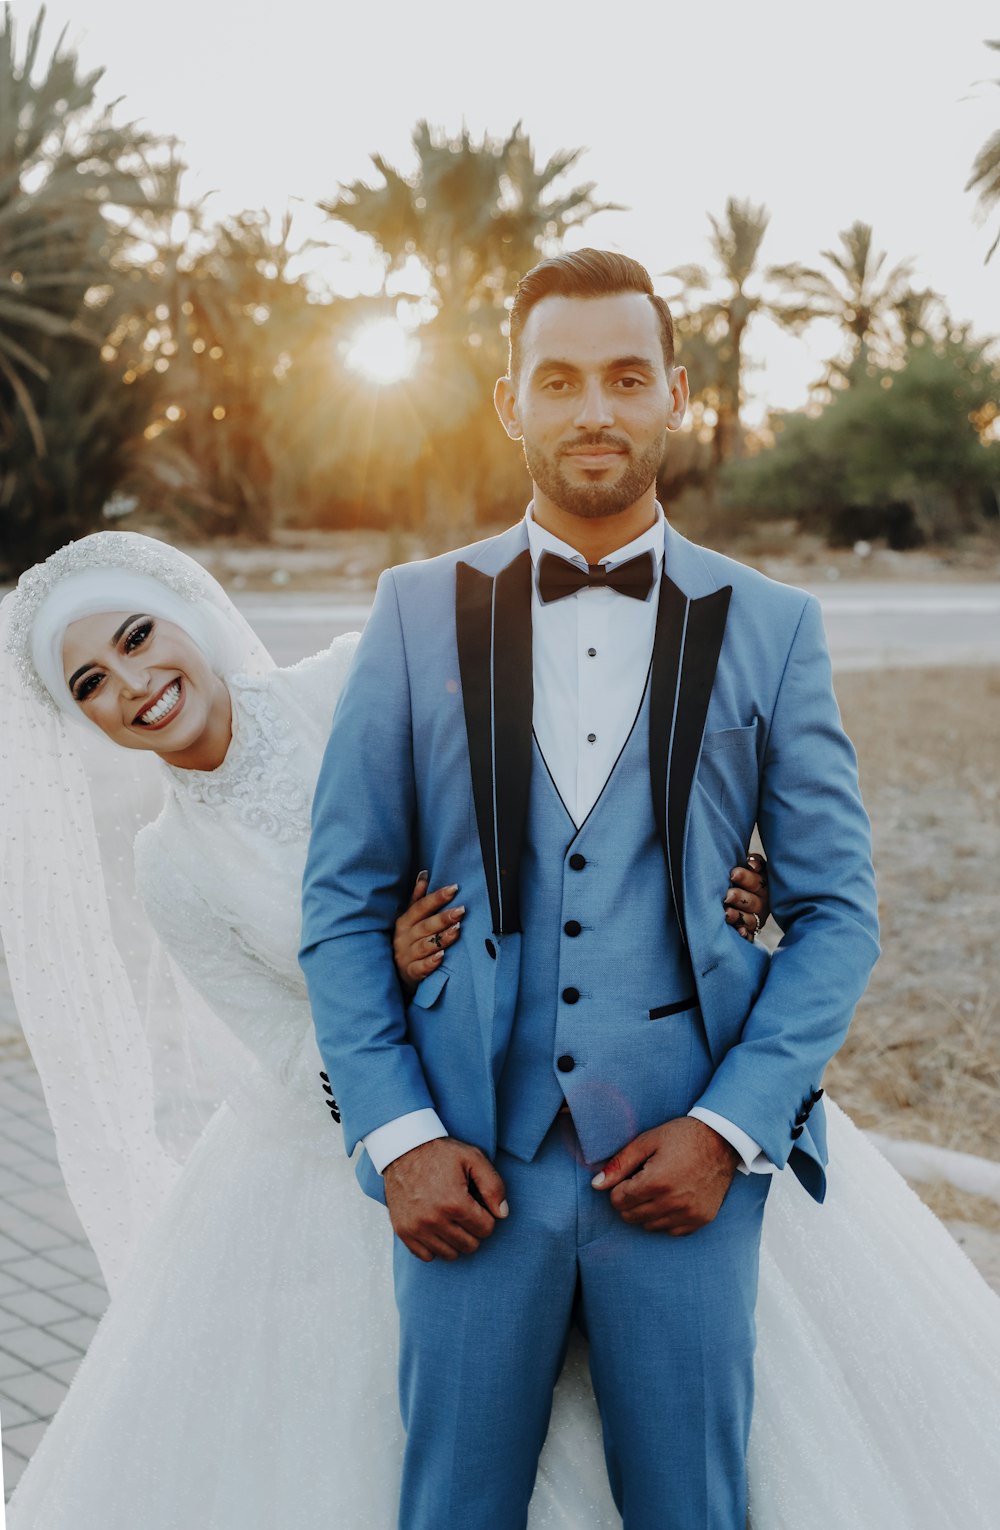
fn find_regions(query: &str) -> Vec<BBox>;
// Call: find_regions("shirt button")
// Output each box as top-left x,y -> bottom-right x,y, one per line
562,987 -> 580,1004
563,920 -> 582,937
557,1054 -> 575,1073
587,647 -> 597,657
569,853 -> 587,871
586,733 -> 597,744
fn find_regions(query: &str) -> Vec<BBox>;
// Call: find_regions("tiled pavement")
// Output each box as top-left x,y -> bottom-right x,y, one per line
0,958 -> 109,1502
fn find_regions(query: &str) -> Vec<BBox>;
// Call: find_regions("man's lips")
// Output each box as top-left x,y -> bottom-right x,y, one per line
133,678 -> 184,728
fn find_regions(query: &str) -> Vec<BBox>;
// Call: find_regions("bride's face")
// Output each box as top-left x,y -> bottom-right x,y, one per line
62,610 -> 232,766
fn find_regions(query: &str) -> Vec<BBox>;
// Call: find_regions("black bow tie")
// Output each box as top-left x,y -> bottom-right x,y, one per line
537,549 -> 657,605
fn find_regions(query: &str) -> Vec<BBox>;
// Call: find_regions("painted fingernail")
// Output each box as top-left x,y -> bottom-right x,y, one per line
591,1171 -> 606,1187
449,906 -> 466,920
417,869 -> 429,882
498,1200 -> 509,1218
445,884 -> 459,896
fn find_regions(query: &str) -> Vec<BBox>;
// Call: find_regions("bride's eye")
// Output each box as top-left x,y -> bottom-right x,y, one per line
74,672 -> 103,702
124,619 -> 154,652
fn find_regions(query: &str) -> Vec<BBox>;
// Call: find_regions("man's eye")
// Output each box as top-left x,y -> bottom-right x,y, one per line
544,379 -> 571,392
616,377 -> 645,389
124,620 -> 153,652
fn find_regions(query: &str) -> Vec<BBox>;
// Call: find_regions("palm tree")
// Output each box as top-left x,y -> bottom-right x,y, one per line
0,6 -> 172,569
966,38 -> 1000,261
0,6 -> 158,454
667,197 -> 797,466
769,221 -> 913,385
320,121 -> 617,538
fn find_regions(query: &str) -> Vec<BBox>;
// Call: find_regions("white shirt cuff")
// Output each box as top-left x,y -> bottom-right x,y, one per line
688,1108 -> 774,1176
363,1109 -> 449,1175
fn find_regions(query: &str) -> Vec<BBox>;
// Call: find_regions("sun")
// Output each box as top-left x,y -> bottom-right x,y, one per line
344,318 -> 420,384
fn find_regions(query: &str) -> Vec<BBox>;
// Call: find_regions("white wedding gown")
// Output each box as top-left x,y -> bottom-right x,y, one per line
7,640 -> 1000,1529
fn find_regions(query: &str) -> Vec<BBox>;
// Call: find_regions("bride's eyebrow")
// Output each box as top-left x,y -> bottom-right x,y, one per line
68,614 -> 148,690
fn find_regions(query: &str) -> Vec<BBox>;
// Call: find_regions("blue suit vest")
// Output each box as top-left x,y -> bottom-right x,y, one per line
497,681 -> 706,1167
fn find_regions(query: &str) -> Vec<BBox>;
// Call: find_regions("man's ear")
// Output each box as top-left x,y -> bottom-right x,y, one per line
494,376 -> 522,441
666,365 -> 690,433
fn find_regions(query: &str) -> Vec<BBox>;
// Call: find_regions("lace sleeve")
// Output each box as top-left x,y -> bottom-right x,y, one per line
134,824 -> 308,1080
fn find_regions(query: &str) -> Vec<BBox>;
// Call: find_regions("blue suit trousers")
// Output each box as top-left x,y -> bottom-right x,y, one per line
393,1116 -> 769,1530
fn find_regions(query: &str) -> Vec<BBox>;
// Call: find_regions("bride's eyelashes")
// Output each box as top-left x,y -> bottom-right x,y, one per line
72,617 -> 156,703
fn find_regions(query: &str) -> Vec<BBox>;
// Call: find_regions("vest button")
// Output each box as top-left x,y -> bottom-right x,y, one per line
557,1054 -> 575,1073
569,853 -> 587,871
563,920 -> 582,937
586,733 -> 597,744
587,647 -> 597,657
562,987 -> 580,1004
484,939 -> 497,960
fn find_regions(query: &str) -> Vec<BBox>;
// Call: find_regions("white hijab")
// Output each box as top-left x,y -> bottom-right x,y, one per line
0,532 -> 273,1291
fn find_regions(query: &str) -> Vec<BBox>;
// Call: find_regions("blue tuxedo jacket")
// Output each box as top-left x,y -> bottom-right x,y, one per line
300,519 -> 879,1204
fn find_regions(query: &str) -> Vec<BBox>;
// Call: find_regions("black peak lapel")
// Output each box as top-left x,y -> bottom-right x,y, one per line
456,550 -> 533,934
649,575 -> 732,937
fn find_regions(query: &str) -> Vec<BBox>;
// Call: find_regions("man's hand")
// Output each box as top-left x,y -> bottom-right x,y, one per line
383,1138 -> 508,1262
591,1117 -> 739,1236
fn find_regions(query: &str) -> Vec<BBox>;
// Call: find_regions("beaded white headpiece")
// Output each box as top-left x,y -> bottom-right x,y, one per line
4,531 -> 217,709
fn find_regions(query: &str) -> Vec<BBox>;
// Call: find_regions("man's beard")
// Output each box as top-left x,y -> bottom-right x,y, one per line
522,431 -> 666,520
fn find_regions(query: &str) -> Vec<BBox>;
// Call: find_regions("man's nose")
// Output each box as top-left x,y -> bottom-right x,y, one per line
573,380 -> 615,431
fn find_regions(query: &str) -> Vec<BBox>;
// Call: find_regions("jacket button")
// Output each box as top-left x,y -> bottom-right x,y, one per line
484,939 -> 497,959
319,1072 -> 329,1082
811,1086 -> 825,1103
794,1109 -> 808,1125
562,987 -> 580,1004
557,1054 -> 575,1073
563,920 -> 582,937
790,1125 -> 804,1139
569,853 -> 587,871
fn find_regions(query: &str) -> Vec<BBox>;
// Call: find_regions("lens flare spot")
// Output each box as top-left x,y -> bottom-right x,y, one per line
345,319 -> 419,385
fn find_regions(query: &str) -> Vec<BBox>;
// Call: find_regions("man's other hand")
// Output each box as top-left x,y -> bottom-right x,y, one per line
591,1117 -> 739,1236
383,1138 -> 509,1262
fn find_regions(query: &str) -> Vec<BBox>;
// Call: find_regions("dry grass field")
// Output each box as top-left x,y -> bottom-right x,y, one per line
825,667 -> 1000,1170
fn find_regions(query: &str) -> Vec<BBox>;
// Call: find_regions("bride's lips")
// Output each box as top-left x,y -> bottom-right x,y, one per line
133,678 -> 184,730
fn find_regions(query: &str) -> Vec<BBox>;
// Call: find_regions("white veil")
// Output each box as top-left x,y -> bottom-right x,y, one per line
0,532 -> 274,1292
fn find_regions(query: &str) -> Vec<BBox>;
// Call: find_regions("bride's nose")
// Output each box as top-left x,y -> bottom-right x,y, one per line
117,660 -> 152,700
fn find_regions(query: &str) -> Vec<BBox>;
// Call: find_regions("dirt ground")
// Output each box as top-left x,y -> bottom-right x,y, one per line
820,667 -> 1000,1172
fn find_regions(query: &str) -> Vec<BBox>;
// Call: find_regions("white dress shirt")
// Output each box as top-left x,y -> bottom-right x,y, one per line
364,507 -> 770,1176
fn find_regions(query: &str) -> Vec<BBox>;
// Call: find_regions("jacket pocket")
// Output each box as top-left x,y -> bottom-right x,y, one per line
409,966 -> 450,1011
649,994 -> 698,1020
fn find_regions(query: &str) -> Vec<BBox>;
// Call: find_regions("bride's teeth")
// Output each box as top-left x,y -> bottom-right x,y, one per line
139,682 -> 180,725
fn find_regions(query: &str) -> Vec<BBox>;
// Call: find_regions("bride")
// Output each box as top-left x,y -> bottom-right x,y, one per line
1,530 -> 998,1528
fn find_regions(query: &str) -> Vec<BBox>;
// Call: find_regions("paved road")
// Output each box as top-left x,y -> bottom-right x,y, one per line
233,581 -> 1000,671
1,578 -> 999,1500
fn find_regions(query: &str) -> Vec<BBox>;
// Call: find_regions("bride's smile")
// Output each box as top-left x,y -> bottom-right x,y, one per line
61,609 -> 233,770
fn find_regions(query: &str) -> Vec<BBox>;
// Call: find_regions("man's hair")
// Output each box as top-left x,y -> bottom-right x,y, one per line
507,248 -> 675,379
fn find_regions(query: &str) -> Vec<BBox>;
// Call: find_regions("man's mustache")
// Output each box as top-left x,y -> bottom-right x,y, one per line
558,433 -> 631,456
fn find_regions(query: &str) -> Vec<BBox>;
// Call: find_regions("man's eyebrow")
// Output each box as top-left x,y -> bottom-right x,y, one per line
67,615 -> 146,692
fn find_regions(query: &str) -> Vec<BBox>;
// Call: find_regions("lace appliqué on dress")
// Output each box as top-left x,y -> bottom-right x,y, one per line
166,674 -> 313,842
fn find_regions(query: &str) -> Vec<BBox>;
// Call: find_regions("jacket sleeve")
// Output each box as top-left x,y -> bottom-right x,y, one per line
299,569 -> 436,1153
692,595 -> 880,1168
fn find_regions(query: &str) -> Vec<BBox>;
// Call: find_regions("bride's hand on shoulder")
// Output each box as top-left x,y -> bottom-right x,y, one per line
394,874 -> 465,994
723,852 -> 769,941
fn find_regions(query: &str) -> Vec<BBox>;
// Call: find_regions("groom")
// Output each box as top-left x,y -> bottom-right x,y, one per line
300,249 -> 879,1529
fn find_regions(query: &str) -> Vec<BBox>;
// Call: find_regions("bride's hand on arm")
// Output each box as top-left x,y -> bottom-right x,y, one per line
723,852 -> 769,940
393,874 -> 465,993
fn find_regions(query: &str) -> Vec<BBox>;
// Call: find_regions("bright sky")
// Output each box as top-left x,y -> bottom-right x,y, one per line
20,0 -> 1000,418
